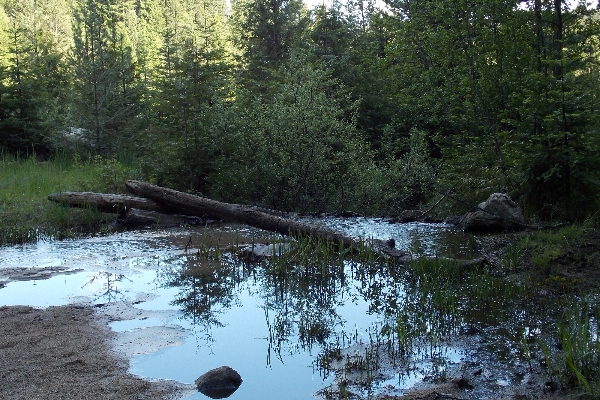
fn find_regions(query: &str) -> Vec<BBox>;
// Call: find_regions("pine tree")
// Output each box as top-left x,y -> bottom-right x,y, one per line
71,0 -> 141,156
0,0 -> 71,155
230,0 -> 310,94
140,0 -> 231,192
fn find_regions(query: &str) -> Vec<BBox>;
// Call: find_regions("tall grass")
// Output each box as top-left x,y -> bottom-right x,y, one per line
0,153 -> 135,245
540,300 -> 600,397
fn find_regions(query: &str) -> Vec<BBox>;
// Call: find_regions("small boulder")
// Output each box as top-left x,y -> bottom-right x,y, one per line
461,193 -> 525,233
195,366 -> 243,399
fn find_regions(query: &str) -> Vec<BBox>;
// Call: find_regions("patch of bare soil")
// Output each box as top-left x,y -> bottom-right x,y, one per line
0,304 -> 188,400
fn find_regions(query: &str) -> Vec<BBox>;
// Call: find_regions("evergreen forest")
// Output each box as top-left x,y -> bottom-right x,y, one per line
1,0 -> 599,220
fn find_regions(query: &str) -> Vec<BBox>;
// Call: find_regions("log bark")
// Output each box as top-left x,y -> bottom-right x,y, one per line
49,184 -> 486,267
125,180 -> 410,261
48,192 -> 170,215
122,208 -> 204,228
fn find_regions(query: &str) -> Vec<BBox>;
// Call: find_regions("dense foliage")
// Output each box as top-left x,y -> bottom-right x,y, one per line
0,0 -> 598,219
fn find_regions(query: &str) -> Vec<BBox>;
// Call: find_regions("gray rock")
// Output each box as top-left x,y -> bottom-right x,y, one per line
195,366 -> 242,399
461,193 -> 525,232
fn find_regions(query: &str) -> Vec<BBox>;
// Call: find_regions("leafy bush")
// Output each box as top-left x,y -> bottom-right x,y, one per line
208,52 -> 376,213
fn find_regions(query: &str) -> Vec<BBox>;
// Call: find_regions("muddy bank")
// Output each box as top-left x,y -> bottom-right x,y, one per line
0,304 -> 192,400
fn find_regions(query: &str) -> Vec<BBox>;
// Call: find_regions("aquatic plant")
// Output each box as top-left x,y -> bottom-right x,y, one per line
543,300 -> 600,396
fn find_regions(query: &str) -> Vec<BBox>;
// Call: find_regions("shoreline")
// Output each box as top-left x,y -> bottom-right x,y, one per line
0,303 -> 194,400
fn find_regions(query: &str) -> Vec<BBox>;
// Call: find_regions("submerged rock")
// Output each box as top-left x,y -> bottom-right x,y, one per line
195,366 -> 243,399
461,193 -> 525,233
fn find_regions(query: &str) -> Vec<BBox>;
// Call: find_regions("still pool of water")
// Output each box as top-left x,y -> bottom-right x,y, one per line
0,219 -> 478,399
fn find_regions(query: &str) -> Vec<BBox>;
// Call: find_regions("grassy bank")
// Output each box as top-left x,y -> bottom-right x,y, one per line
0,154 -> 134,245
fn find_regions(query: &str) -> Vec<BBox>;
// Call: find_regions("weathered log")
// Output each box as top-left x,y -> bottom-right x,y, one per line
122,208 -> 204,228
48,192 -> 170,215
125,180 -> 487,267
125,180 -> 410,261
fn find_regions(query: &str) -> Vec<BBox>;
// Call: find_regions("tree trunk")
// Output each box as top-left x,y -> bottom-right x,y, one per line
48,192 -> 170,215
123,208 -> 203,228
48,183 -> 486,267
125,180 -> 411,261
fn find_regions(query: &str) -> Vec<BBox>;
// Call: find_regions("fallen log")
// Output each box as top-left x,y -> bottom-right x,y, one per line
125,180 -> 485,267
48,192 -> 170,215
125,180 -> 408,260
123,208 -> 204,228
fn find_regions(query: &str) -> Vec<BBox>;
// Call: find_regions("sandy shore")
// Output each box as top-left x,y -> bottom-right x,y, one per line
0,303 -> 192,400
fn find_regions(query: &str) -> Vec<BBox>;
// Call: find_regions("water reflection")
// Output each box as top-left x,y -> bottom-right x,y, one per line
82,271 -> 131,302
200,387 -> 239,399
2,219 -> 571,399
259,258 -> 348,364
157,254 -> 242,329
156,242 -> 355,366
149,226 -> 566,399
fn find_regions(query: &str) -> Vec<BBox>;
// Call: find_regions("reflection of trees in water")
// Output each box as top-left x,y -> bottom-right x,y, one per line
157,253 -> 247,327
154,240 -> 362,366
155,252 -> 255,351
152,235 -> 559,396
352,261 -> 404,317
350,256 -> 549,380
407,227 -> 479,259
258,245 -> 359,366
154,240 -> 401,370
82,271 -> 131,302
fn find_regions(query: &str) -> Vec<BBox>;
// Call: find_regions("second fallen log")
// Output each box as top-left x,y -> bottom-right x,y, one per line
48,191 -> 170,215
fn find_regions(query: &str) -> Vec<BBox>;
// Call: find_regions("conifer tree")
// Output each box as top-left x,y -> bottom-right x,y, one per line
141,0 -> 231,192
71,0 -> 141,156
0,0 -> 71,155
230,0 -> 310,94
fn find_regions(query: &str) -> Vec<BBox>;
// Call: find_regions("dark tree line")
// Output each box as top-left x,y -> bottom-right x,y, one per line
0,0 -> 598,219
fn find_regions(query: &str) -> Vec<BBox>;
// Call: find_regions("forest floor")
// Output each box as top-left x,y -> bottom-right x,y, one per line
1,224 -> 599,400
